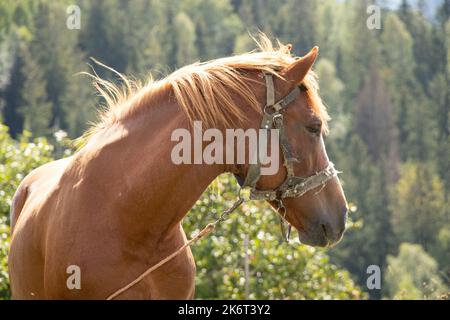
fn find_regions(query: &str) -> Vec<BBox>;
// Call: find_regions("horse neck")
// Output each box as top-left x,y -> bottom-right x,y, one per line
81,82 -> 261,245
88,91 -> 243,245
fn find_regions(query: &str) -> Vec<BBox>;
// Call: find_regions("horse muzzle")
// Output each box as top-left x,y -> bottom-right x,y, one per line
297,208 -> 347,247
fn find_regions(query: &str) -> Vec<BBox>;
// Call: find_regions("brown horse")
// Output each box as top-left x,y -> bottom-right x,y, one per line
8,36 -> 347,299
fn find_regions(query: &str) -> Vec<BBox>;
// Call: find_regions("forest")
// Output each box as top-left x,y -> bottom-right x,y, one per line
0,0 -> 449,299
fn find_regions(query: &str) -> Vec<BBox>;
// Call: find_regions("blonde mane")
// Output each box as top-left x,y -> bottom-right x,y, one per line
80,34 -> 329,144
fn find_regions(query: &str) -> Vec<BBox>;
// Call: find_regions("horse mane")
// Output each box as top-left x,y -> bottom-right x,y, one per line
78,34 -> 329,145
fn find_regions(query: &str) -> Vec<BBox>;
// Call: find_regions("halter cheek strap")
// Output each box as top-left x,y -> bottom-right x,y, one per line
236,73 -> 340,241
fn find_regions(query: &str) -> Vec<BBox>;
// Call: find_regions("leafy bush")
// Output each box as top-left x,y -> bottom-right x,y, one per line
0,216 -> 9,299
0,125 -> 58,299
0,125 -> 54,218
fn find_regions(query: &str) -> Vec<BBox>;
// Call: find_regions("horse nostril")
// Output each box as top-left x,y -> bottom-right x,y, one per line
321,223 -> 328,238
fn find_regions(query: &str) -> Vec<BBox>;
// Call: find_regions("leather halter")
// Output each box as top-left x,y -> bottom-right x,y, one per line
236,73 -> 339,241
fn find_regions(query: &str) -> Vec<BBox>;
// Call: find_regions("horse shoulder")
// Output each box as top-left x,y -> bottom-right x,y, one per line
10,157 -> 73,233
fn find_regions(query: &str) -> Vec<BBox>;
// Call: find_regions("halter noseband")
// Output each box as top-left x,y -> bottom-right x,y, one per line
236,73 -> 339,241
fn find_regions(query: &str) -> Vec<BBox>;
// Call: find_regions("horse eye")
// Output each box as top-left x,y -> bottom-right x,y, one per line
306,124 -> 321,136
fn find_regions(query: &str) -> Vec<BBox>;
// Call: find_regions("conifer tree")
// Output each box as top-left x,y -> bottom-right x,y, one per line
354,66 -> 399,182
19,45 -> 52,136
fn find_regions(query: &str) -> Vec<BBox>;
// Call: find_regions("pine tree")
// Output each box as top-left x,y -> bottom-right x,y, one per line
28,2 -> 94,136
430,19 -> 450,191
181,0 -> 244,60
104,0 -> 169,75
315,58 -> 348,140
276,0 -> 318,55
437,0 -> 450,25
390,163 -> 447,257
380,12 -> 439,163
79,0 -> 129,74
19,45 -> 52,136
338,0 -> 380,102
354,66 -> 399,182
330,136 -> 394,299
1,34 -> 25,137
173,12 -> 197,67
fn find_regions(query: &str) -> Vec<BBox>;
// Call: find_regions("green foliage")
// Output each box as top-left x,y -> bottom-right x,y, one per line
381,13 -> 415,84
0,124 -> 58,299
18,45 -> 52,136
329,136 -> 394,299
315,58 -> 348,139
173,12 -> 197,66
0,125 -> 54,217
0,216 -> 9,300
184,175 -> 365,299
390,162 -> 449,277
385,243 -> 448,299
181,0 -> 244,59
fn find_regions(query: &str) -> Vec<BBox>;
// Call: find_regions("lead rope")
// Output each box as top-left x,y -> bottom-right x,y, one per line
106,195 -> 245,300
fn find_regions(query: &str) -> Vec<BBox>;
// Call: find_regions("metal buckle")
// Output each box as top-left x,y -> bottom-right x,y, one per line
272,113 -> 283,122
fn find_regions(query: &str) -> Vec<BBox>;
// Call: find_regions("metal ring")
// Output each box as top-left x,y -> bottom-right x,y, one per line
264,104 -> 279,115
276,199 -> 286,217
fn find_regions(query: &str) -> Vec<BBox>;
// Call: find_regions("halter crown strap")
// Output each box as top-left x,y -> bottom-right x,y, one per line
264,73 -> 275,106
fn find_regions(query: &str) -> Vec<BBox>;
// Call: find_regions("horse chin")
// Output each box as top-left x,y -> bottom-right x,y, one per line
297,229 -> 330,248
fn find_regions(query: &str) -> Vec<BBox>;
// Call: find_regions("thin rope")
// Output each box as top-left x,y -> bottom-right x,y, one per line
105,196 -> 245,300
106,223 -> 215,300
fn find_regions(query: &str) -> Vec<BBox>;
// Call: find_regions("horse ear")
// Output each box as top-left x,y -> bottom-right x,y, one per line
283,46 -> 319,84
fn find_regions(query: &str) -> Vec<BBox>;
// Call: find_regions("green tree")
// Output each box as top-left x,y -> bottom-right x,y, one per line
0,216 -> 9,299
80,0 -> 130,74
125,0 -> 169,74
18,46 -> 52,136
385,243 -> 448,299
381,13 -> 415,86
398,3 -> 443,86
276,0 -> 318,55
0,1 -> 34,135
354,66 -> 399,182
29,2 -> 93,136
429,20 -> 450,190
181,0 -> 244,60
338,0 -> 380,101
1,34 -> 25,137
390,163 -> 449,272
380,12 -> 423,162
173,12 -> 197,67
315,58 -> 348,140
437,0 -> 450,25
329,136 -> 395,299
